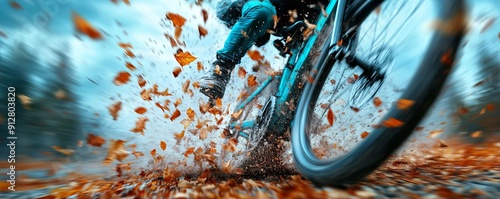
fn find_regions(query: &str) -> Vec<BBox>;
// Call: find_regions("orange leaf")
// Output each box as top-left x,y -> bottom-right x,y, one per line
114,71 -> 131,86
141,89 -> 152,101
238,67 -> 247,79
383,117 -> 404,128
361,131 -> 369,139
118,42 -> 133,49
9,1 -> 22,9
174,131 -> 185,144
327,108 -> 335,126
72,12 -> 103,40
164,33 -> 178,47
132,151 -> 144,159
137,75 -> 147,87
52,146 -> 75,156
87,133 -> 106,147
130,117 -> 148,135
202,9 -> 208,23
247,75 -> 258,87
471,131 -> 482,138
125,62 -> 136,71
247,50 -> 264,62
441,50 -> 453,66
150,149 -> 156,157
174,98 -> 182,107
485,104 -> 495,111
166,13 -> 186,28
373,97 -> 382,107
103,140 -> 129,164
184,147 -> 195,157
160,140 -> 167,151
124,49 -> 135,58
215,98 -> 222,108
171,109 -> 181,121
182,80 -> 191,94
134,107 -> 147,114
108,101 -> 122,120
173,67 -> 182,77
186,108 -> 195,119
198,25 -> 208,37
397,99 -> 414,110
174,50 -> 197,67
192,81 -> 200,89
197,61 -> 204,71
457,107 -> 469,115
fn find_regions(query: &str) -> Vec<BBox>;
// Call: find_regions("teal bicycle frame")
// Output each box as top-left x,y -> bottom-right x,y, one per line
228,1 -> 338,138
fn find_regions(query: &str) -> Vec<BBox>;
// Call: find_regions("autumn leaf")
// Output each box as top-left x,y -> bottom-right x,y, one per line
471,131 -> 482,138
134,107 -> 147,114
103,140 -> 129,164
125,62 -> 136,71
164,33 -> 178,47
485,104 -> 495,111
166,13 -> 186,28
192,81 -> 200,89
137,75 -> 146,87
174,98 -> 182,107
124,49 -> 135,58
130,117 -> 149,135
238,67 -> 247,79
383,117 -> 404,128
201,9 -> 208,23
397,99 -> 414,110
72,12 -> 103,40
197,61 -> 204,71
118,42 -> 133,49
184,147 -> 195,157
174,131 -> 185,144
108,101 -> 122,120
198,25 -> 208,37
9,1 -> 22,9
87,134 -> 106,147
114,71 -> 131,86
171,109 -> 181,121
247,50 -> 264,62
247,75 -> 258,87
327,108 -> 335,126
373,97 -> 382,107
174,50 -> 197,67
216,98 -> 222,108
141,89 -> 152,101
160,140 -> 167,151
150,149 -> 156,157
132,151 -> 144,159
361,131 -> 369,139
186,108 -> 195,119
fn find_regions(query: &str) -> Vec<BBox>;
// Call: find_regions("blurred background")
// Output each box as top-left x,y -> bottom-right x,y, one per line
0,0 -> 499,196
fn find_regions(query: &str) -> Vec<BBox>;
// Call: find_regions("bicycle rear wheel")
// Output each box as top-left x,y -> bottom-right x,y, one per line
292,0 -> 465,186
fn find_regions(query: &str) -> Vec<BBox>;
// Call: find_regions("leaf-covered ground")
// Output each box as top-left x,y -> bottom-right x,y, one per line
1,139 -> 498,199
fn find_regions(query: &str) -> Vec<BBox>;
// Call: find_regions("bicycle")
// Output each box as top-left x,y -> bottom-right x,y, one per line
218,0 -> 466,186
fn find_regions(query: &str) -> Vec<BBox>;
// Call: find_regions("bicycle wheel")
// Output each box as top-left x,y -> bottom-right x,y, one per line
292,0 -> 465,186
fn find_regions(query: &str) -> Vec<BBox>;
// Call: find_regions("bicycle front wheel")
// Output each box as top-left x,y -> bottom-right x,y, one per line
292,0 -> 465,186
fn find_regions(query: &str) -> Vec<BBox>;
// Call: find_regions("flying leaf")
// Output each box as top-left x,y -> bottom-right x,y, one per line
201,9 -> 208,23
471,131 -> 482,138
166,13 -> 186,28
125,62 -> 136,71
397,99 -> 414,110
361,131 -> 369,139
103,140 -> 129,164
174,98 -> 182,107
160,140 -> 167,151
132,151 -> 144,159
164,33 -> 178,47
174,50 -> 197,66
118,42 -> 133,49
238,67 -> 247,79
198,25 -> 208,37
485,104 -> 495,111
171,109 -> 181,121
150,149 -> 156,157
186,108 -> 195,119
72,12 -> 103,40
327,108 -> 335,126
137,75 -> 147,87
124,49 -> 135,58
174,131 -> 185,144
130,117 -> 149,135
172,67 -> 182,77
9,1 -> 22,9
247,75 -> 258,87
108,101 -> 122,120
247,50 -> 264,62
184,147 -> 195,157
114,71 -> 131,86
383,117 -> 404,128
134,107 -> 147,114
52,146 -> 75,156
197,61 -> 204,71
141,89 -> 152,101
87,134 -> 106,147
373,97 -> 382,107
216,98 -> 222,108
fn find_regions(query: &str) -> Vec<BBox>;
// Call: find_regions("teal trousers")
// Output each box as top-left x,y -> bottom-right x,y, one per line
217,0 -> 276,64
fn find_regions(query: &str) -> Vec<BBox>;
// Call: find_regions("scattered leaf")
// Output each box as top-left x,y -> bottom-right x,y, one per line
134,107 -> 147,114
87,134 -> 106,147
125,62 -> 136,71
164,33 -> 178,47
9,1 -> 22,9
171,109 -> 181,121
174,131 -> 185,144
383,117 -> 404,128
184,147 -> 195,157
215,98 -> 222,108
373,97 -> 382,107
247,75 -> 258,87
457,107 -> 469,115
197,61 -> 204,71
174,50 -> 197,66
471,131 -> 482,138
137,75 -> 147,87
186,108 -> 195,119
247,50 -> 264,62
113,71 -> 131,86
72,12 -> 103,40
132,151 -> 144,159
361,131 -> 369,139
397,99 -> 414,110
118,42 -> 133,49
201,9 -> 208,23
327,108 -> 335,126
124,49 -> 135,58
173,67 -> 182,77
150,149 -> 156,157
103,140 -> 129,164
485,104 -> 495,111
130,117 -> 149,135
174,98 -> 182,107
52,146 -> 75,156
198,25 -> 208,37
108,101 -> 122,120
160,140 -> 167,151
